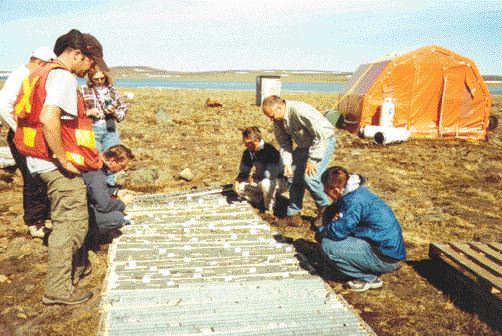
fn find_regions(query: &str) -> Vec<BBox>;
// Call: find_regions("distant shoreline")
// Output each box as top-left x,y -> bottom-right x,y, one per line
1,78 -> 501,96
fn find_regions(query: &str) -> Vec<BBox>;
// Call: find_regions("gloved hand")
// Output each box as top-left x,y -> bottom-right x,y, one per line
123,216 -> 133,226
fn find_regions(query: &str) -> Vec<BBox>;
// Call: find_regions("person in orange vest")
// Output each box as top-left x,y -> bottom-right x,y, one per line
0,47 -> 56,239
13,29 -> 108,305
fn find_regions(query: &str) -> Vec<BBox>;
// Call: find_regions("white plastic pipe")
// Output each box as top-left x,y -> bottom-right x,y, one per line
359,125 -> 411,145
374,128 -> 411,145
359,125 -> 389,138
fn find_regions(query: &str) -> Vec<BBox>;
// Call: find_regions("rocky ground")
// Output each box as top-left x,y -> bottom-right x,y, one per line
0,88 -> 500,336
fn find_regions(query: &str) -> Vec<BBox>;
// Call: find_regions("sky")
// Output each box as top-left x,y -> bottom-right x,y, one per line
0,0 -> 500,74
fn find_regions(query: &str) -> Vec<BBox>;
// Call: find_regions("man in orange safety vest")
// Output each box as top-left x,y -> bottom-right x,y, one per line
13,29 -> 108,305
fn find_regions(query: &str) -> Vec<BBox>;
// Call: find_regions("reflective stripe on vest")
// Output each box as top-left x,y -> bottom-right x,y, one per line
66,152 -> 85,165
23,127 -> 37,148
75,129 -> 97,149
14,76 -> 40,116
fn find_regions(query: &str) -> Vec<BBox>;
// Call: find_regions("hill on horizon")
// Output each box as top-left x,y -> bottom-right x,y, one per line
1,66 -> 501,83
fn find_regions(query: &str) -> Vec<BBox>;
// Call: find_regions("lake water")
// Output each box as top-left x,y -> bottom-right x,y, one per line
2,77 -> 501,95
112,79 -> 348,92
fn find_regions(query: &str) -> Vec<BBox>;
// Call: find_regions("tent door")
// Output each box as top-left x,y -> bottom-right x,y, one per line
438,67 -> 468,137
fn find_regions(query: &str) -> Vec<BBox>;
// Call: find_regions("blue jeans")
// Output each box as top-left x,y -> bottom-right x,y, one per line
92,121 -> 120,186
321,236 -> 400,282
287,137 -> 336,216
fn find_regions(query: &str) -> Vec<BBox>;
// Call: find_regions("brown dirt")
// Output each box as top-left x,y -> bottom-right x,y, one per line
0,89 -> 500,336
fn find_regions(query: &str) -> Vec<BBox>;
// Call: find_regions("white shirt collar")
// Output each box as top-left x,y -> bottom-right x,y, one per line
258,139 -> 265,151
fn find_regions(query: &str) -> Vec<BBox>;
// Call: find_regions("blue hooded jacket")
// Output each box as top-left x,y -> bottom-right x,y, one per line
320,176 -> 406,260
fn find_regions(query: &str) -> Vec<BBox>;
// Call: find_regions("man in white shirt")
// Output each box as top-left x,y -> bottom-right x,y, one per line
0,47 -> 56,238
262,95 -> 336,228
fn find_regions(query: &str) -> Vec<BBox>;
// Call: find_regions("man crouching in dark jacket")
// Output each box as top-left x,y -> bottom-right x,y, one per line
316,166 -> 406,292
82,144 -> 135,240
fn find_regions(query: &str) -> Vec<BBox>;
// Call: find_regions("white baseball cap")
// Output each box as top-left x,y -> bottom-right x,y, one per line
31,47 -> 57,62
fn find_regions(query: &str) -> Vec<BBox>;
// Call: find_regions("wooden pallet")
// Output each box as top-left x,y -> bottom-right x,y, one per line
429,241 -> 502,330
429,242 -> 502,296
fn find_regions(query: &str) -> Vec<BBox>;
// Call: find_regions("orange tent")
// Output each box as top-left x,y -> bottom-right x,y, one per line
338,45 -> 492,140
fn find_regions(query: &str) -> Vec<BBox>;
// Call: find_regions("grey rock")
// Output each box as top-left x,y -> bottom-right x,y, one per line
179,168 -> 193,181
156,108 -> 173,125
6,238 -> 32,258
215,144 -> 227,156
24,284 -> 35,294
127,168 -> 159,187
205,97 -> 223,107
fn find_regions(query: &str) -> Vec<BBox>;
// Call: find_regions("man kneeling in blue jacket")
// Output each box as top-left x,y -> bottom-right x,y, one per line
317,166 -> 406,292
82,144 -> 135,239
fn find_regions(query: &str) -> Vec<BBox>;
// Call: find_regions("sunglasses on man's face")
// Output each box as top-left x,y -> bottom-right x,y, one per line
81,52 -> 95,64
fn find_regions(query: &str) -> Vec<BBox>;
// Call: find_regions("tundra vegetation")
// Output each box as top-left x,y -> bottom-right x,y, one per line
0,85 -> 500,335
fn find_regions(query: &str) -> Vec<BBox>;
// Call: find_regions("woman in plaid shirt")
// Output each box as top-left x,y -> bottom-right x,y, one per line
81,66 -> 128,185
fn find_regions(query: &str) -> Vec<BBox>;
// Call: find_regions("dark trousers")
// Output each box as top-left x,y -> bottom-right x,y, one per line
7,129 -> 50,225
84,206 -> 124,249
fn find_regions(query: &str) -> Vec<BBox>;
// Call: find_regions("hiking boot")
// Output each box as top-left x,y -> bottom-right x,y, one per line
44,219 -> 53,230
108,228 -> 123,239
28,219 -> 53,239
42,288 -> 93,305
28,225 -> 46,239
313,206 -> 327,228
123,216 -> 132,226
345,277 -> 383,292
98,228 -> 123,244
73,263 -> 92,285
276,214 -> 303,227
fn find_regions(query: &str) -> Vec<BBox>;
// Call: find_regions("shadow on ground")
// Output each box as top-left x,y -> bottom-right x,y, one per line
409,259 -> 502,331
